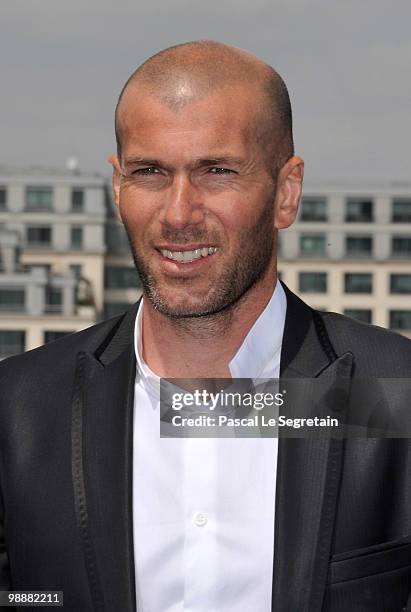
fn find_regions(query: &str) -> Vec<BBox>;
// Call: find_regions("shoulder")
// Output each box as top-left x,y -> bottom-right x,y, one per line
319,310 -> 411,376
0,313 -> 125,395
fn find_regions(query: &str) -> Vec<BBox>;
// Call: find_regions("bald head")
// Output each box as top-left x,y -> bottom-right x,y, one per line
115,41 -> 294,173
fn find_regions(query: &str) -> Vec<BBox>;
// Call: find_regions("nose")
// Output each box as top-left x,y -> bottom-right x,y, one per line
163,173 -> 204,229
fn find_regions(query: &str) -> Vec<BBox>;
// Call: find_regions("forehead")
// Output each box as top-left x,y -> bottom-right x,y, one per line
118,84 -> 263,158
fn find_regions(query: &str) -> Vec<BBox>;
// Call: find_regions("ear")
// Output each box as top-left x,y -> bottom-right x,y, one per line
274,156 -> 304,229
109,154 -> 122,221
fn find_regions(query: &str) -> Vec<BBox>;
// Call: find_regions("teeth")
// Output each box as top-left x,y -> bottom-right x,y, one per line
160,247 -> 218,262
183,251 -> 193,262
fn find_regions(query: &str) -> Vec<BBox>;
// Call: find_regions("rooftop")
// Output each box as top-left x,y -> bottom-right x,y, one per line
0,165 -> 108,185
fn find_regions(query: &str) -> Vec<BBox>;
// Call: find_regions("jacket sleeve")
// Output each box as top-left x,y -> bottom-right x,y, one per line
0,521 -> 10,589
0,392 -> 11,589
0,465 -> 11,589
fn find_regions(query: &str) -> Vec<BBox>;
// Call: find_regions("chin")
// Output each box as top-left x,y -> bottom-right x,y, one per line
145,288 -> 220,318
151,299 -> 212,318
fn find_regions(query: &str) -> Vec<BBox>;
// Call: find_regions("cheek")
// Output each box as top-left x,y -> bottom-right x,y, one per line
118,195 -> 156,237
216,204 -> 263,238
223,206 -> 274,251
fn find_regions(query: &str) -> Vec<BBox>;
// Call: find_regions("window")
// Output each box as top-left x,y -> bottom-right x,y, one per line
70,264 -> 82,279
106,222 -> 130,253
104,266 -> 140,289
392,199 -> 411,223
44,330 -> 74,344
298,272 -> 327,293
0,188 -> 6,211
71,189 -> 84,212
392,237 -> 411,256
0,289 -> 25,311
25,187 -> 53,211
345,198 -> 373,222
30,263 -> 51,274
300,198 -> 327,222
45,287 -> 62,313
299,234 -> 326,256
344,309 -> 372,324
346,236 -> 373,257
389,310 -> 411,330
0,330 -> 25,358
27,226 -> 51,246
71,226 -> 83,249
104,302 -> 131,318
344,273 -> 373,294
390,274 -> 411,294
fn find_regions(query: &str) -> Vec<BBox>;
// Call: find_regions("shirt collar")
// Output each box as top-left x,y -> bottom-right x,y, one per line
134,280 -> 287,385
134,298 -> 158,397
228,280 -> 286,379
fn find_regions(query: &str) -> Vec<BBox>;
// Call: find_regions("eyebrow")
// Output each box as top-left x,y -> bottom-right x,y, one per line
193,156 -> 244,167
122,155 -> 245,168
123,157 -> 162,166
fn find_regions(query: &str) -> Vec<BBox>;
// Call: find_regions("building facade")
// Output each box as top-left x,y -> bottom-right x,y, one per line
103,193 -> 142,319
278,181 -> 411,338
0,167 -> 106,357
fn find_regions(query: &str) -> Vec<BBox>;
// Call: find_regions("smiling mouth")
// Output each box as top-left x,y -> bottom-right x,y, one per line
159,247 -> 218,263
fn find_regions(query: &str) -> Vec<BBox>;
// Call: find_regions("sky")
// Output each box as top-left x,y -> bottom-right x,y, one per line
1,0 -> 410,183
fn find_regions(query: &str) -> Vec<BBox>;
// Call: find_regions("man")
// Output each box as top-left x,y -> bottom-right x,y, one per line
0,41 -> 410,612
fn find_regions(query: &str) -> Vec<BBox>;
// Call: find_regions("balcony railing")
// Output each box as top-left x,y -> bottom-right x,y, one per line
44,304 -> 63,314
345,214 -> 374,222
299,250 -> 326,257
345,251 -> 373,258
0,304 -> 25,313
25,205 -> 53,212
300,213 -> 327,222
26,241 -> 52,249
0,347 -> 25,359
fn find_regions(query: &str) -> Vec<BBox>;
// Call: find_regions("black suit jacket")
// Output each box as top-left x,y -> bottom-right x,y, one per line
0,284 -> 410,611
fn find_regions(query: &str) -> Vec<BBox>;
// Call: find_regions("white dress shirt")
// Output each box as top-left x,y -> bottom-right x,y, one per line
133,281 -> 287,612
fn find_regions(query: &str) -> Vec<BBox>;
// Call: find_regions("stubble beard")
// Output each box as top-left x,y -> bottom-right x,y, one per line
125,201 -> 276,321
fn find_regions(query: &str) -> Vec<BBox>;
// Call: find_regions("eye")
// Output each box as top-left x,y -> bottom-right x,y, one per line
208,167 -> 235,175
133,167 -> 160,175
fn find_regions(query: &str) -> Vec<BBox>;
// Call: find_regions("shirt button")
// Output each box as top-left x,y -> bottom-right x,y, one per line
193,512 -> 208,527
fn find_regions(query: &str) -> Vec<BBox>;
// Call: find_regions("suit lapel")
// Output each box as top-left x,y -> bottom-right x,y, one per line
272,286 -> 353,612
71,305 -> 139,612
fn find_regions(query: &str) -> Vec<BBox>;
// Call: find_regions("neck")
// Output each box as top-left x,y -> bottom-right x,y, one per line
141,272 -> 278,378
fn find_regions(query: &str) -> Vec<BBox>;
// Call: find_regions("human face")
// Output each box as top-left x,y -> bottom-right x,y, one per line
113,85 -> 279,318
